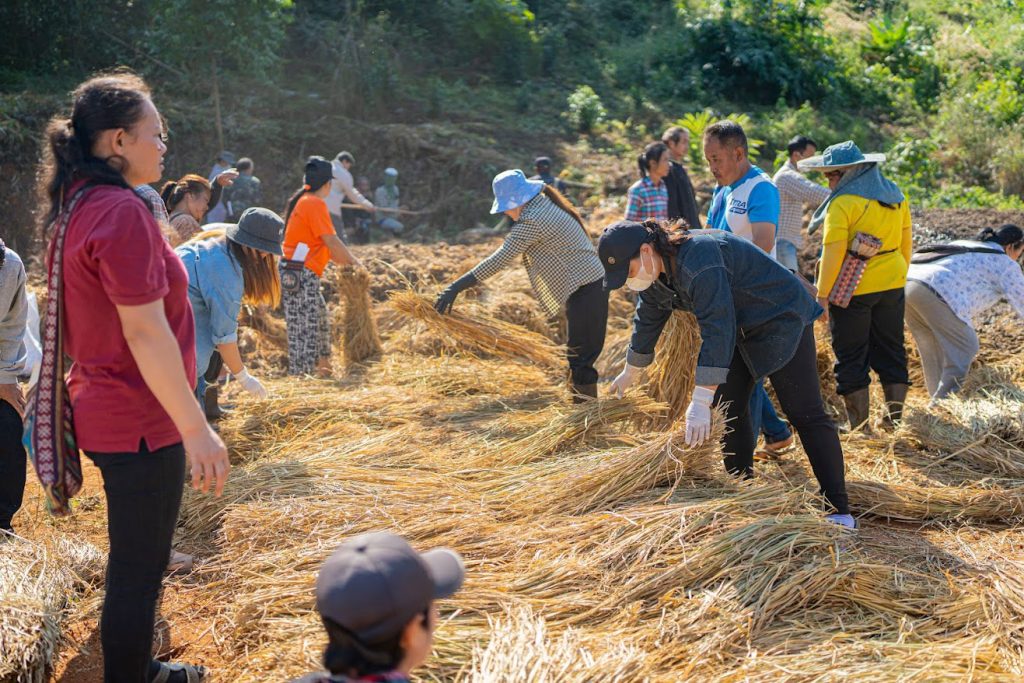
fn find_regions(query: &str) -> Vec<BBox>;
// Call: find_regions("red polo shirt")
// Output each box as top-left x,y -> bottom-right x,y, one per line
58,182 -> 196,453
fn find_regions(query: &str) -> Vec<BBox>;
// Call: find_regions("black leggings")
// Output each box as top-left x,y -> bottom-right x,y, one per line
0,399 -> 25,531
85,442 -> 186,683
715,325 -> 849,514
565,278 -> 609,386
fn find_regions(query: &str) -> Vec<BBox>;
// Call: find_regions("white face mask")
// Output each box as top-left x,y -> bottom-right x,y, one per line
625,250 -> 657,291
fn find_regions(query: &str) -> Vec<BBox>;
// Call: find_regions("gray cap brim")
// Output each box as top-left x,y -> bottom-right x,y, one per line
799,152 -> 886,172
421,548 -> 465,599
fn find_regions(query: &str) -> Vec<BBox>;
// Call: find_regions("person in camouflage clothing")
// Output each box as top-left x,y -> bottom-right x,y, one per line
225,157 -> 262,222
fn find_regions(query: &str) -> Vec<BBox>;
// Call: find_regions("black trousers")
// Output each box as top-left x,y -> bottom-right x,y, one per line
829,287 -> 910,395
85,442 -> 186,683
0,399 -> 25,531
565,278 -> 609,386
715,325 -> 850,514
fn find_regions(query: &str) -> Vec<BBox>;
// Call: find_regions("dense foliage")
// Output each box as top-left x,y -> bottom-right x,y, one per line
2,0 -> 1023,252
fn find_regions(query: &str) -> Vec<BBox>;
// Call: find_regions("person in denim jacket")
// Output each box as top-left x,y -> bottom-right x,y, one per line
600,220 -> 854,528
176,207 -> 283,412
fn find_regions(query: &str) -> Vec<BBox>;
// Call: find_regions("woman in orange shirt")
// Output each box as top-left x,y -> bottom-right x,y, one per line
280,156 -> 361,376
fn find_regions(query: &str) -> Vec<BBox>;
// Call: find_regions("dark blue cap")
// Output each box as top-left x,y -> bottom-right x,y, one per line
598,220 -> 651,291
316,532 -> 464,645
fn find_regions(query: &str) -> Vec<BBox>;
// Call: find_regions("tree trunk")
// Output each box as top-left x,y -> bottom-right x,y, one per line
212,59 -> 224,152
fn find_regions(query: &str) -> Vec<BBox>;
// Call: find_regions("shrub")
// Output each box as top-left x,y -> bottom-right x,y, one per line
565,85 -> 607,134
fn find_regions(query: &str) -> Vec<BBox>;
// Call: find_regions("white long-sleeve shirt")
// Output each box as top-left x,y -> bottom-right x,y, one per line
325,160 -> 373,216
908,240 -> 1024,327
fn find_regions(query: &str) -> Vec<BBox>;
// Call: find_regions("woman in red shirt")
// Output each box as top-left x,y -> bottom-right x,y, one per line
279,156 -> 361,376
38,73 -> 227,683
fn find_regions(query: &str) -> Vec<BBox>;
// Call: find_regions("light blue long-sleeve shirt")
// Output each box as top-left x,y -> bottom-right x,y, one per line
0,246 -> 27,385
175,238 -> 244,377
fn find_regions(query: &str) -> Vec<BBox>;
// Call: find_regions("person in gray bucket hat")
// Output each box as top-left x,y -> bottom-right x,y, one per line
290,532 -> 466,683
175,206 -> 285,420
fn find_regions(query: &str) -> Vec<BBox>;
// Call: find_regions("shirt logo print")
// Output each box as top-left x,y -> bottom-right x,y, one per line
729,198 -> 749,215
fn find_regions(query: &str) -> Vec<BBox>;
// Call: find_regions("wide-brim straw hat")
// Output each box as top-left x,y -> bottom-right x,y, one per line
799,140 -> 885,172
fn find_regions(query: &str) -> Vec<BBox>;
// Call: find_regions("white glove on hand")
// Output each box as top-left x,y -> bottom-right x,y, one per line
684,386 -> 716,447
233,368 -> 269,400
610,363 -> 643,398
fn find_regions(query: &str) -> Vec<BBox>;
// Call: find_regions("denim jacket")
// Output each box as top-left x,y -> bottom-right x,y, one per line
626,230 -> 822,385
175,238 -> 244,377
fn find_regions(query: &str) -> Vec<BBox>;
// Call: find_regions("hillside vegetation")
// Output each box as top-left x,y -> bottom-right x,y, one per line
3,0 -> 1024,255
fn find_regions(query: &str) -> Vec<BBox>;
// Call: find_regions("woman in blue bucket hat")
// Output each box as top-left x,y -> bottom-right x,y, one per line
434,170 -> 608,401
800,141 -> 912,432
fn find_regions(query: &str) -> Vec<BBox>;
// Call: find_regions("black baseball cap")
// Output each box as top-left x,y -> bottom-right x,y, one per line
304,156 -> 334,192
315,532 -> 465,645
598,220 -> 651,291
534,156 -> 552,168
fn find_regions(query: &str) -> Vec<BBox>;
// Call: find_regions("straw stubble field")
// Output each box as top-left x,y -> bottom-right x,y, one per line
5,235 -> 1024,682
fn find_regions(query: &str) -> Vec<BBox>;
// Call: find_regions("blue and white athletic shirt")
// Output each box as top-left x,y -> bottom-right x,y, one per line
706,166 -> 780,259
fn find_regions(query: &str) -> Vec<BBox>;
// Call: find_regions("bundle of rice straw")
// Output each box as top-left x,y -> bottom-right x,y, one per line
0,535 -> 104,683
646,310 -> 700,424
390,290 -> 564,369
467,393 -> 666,468
846,479 -> 1024,522
337,266 -> 383,364
494,414 -> 725,517
239,304 -> 288,349
460,605 -> 650,682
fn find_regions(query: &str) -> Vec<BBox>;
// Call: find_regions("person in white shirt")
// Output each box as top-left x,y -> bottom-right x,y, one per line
906,224 -> 1024,400
326,151 -> 374,241
205,150 -> 236,223
773,135 -> 830,273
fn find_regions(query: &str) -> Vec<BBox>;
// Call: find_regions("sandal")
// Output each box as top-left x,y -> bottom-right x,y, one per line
150,662 -> 208,683
754,435 -> 795,462
166,549 -> 194,576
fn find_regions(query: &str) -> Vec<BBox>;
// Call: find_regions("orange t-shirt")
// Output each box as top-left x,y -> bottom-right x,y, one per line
283,193 -> 334,277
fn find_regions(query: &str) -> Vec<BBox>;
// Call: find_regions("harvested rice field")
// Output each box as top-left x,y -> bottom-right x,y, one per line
7,215 -> 1024,682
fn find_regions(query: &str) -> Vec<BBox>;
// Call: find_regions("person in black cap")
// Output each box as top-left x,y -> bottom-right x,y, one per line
599,220 -> 855,529
280,156 -> 363,377
529,156 -> 568,193
291,532 -> 465,683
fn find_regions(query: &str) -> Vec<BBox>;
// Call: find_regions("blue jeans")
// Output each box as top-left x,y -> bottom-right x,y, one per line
750,381 -> 792,443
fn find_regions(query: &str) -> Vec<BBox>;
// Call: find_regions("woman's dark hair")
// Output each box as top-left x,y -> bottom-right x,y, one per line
38,72 -> 153,230
638,219 -> 691,277
541,185 -> 587,233
160,174 -> 211,211
321,610 -> 430,677
787,135 -> 817,156
284,186 -> 310,225
977,224 -> 1024,248
637,142 -> 669,178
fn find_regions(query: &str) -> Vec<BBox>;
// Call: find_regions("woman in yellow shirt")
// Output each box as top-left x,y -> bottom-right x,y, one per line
801,141 -> 912,431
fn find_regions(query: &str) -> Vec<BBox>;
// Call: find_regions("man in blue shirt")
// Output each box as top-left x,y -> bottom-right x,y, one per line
703,121 -> 793,456
704,121 -> 780,257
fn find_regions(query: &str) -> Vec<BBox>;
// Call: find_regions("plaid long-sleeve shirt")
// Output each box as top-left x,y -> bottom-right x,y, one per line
471,193 -> 605,317
625,176 -> 669,223
773,160 -> 830,247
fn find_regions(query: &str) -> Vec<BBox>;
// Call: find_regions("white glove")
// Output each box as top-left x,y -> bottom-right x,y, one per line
233,368 -> 268,400
610,363 -> 643,398
684,386 -> 716,447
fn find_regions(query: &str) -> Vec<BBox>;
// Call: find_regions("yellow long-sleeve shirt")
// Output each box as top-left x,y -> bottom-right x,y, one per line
816,194 -> 912,298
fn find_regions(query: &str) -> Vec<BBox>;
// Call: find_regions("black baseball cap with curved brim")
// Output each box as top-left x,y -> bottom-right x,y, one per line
598,220 -> 651,291
315,532 -> 465,645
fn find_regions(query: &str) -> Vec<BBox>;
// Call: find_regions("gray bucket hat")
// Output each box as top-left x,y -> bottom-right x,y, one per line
798,140 -> 885,172
226,207 -> 284,256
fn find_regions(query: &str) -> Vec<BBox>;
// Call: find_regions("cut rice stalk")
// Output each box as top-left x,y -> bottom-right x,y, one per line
337,266 -> 383,364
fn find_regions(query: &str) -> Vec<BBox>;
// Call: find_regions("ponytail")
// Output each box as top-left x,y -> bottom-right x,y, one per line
637,141 -> 669,180
541,185 -> 587,234
977,224 -> 1024,248
284,187 -> 309,225
643,219 -> 691,275
38,72 -> 152,232
161,174 -> 211,211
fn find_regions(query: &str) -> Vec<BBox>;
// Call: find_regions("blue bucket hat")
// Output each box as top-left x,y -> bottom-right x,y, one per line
798,140 -> 886,172
490,169 -> 545,214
